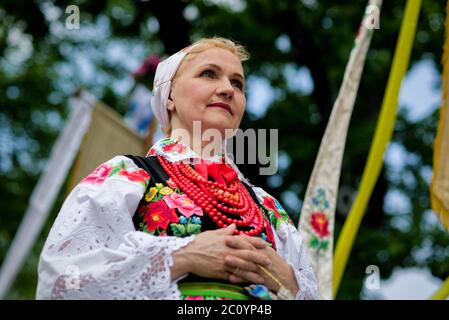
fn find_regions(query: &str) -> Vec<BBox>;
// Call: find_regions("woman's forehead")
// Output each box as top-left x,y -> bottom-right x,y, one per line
183,47 -> 243,73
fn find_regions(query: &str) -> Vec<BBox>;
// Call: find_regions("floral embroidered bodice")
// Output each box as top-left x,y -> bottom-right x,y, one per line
131,155 -> 279,248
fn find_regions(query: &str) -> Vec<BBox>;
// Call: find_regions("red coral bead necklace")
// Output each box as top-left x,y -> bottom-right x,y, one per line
157,156 -> 265,236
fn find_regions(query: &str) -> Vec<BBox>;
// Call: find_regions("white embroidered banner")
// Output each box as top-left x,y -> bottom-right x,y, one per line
298,0 -> 383,299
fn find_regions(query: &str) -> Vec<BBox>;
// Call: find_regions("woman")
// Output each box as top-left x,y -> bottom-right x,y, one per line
36,37 -> 319,300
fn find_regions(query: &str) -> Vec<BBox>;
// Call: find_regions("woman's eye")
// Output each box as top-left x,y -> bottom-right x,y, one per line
200,70 -> 215,78
231,79 -> 243,90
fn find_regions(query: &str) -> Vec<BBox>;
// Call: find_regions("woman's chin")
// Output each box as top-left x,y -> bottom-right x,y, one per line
202,118 -> 237,137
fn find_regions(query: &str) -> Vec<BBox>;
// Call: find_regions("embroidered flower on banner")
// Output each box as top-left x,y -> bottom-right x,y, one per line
307,187 -> 331,254
311,212 -> 330,237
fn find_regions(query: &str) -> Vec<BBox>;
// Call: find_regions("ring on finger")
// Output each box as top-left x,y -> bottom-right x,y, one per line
232,268 -> 240,276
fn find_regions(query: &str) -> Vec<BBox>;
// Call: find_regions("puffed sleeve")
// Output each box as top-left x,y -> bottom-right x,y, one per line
36,156 -> 194,300
252,187 -> 320,300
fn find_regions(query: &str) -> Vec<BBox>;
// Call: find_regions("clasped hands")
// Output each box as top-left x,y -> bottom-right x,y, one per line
173,224 -> 298,296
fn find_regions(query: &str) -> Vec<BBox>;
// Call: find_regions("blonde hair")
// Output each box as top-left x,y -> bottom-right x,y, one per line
173,37 -> 249,83
187,36 -> 250,62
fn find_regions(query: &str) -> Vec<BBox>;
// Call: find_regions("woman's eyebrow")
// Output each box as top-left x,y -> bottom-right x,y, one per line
199,63 -> 245,80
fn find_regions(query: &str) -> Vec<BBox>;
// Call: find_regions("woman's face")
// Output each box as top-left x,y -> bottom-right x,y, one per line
167,47 -> 246,138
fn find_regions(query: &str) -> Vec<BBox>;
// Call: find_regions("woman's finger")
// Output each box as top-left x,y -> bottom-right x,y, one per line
225,255 -> 259,272
225,235 -> 267,250
226,266 -> 264,284
229,249 -> 271,267
228,274 -> 245,283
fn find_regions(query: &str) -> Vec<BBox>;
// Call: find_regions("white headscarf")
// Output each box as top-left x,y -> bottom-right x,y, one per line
150,45 -> 196,132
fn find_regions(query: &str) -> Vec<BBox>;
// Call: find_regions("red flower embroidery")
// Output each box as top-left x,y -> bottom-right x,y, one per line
310,212 -> 329,238
262,197 -> 282,219
81,163 -> 112,185
162,142 -> 187,154
119,169 -> 150,183
142,200 -> 178,232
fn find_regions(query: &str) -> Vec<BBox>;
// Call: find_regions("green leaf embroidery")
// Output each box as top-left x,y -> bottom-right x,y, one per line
170,223 -> 186,237
267,210 -> 276,225
186,223 -> 201,235
320,240 -> 329,251
309,237 -> 320,249
108,166 -> 121,177
275,215 -> 283,229
118,160 -> 126,169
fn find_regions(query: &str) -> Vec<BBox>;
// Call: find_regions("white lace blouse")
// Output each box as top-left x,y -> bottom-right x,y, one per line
36,139 -> 320,300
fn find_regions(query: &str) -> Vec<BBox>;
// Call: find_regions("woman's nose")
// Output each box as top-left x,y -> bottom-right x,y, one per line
216,79 -> 235,99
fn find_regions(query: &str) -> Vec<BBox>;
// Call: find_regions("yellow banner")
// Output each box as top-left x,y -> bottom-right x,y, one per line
430,0 -> 449,230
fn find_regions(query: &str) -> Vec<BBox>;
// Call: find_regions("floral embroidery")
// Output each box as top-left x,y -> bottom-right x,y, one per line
162,142 -> 187,154
262,196 -> 293,229
166,178 -> 178,189
145,187 -> 158,202
263,197 -> 282,219
170,215 -> 203,236
163,193 -> 203,218
263,219 -> 276,247
139,200 -> 178,233
148,137 -> 222,164
138,181 -> 203,237
307,187 -> 331,255
119,169 -> 150,188
311,212 -> 329,237
81,163 -> 112,185
170,216 -> 202,237
191,216 -> 201,224
159,186 -> 173,195
81,160 -> 150,188
143,183 -> 175,203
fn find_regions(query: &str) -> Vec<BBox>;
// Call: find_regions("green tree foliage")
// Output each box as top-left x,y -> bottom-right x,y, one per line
0,0 -> 448,299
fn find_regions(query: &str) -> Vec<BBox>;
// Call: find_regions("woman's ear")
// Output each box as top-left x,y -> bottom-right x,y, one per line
166,91 -> 175,111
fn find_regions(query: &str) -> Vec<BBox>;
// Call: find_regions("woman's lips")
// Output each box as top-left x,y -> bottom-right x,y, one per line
207,102 -> 232,114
